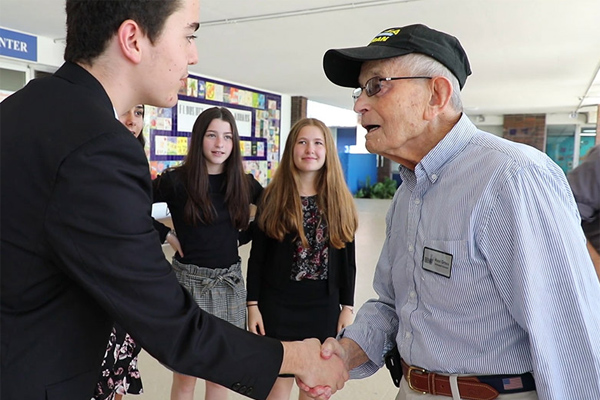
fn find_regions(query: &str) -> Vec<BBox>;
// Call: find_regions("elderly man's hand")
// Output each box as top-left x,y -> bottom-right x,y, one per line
295,337 -> 351,399
281,338 -> 349,400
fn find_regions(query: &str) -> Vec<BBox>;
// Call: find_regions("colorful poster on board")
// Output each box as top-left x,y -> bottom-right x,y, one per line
186,78 -> 198,97
148,74 -> 281,186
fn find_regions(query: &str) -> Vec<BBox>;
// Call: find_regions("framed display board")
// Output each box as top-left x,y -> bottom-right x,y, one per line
143,73 -> 281,186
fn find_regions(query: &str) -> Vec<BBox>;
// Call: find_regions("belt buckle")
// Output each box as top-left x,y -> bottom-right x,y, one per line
406,365 -> 428,394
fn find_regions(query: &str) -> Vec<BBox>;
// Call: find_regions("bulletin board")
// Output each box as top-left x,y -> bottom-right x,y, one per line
143,73 -> 281,186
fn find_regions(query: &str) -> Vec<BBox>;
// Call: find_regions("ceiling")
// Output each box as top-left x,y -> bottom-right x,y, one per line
1,0 -> 600,118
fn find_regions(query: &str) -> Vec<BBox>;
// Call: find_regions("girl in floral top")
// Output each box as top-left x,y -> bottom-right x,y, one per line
93,105 -> 150,400
246,118 -> 358,400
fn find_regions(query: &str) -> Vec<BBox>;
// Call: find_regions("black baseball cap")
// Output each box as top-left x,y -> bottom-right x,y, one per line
323,24 -> 472,89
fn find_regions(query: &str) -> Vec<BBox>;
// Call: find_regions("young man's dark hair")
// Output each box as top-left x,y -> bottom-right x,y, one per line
64,0 -> 182,64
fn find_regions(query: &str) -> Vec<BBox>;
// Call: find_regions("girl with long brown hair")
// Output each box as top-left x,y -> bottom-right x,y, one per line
153,107 -> 263,400
246,118 -> 358,400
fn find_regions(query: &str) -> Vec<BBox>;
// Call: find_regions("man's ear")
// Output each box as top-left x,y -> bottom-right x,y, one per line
424,76 -> 453,119
117,20 -> 143,64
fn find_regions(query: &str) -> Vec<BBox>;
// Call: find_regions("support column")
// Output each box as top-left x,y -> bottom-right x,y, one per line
291,96 -> 307,127
502,114 -> 546,151
377,156 -> 392,182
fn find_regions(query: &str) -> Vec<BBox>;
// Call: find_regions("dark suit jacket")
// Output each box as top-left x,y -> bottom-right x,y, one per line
0,62 -> 282,400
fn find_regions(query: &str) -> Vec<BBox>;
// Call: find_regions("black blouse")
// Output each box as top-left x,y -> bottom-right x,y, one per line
153,169 -> 263,268
247,203 -> 356,306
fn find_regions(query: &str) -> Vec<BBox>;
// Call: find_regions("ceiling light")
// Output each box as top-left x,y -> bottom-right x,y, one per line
200,0 -> 419,27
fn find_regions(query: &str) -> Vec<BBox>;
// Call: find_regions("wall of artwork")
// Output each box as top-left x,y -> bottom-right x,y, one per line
143,73 -> 282,187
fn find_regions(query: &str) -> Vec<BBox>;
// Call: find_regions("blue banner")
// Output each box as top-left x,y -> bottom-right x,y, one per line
0,28 -> 37,62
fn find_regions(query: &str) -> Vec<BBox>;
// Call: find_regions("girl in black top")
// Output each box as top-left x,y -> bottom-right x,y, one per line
153,107 -> 262,400
247,118 -> 358,400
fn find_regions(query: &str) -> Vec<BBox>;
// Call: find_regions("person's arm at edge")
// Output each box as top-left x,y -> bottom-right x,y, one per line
586,240 -> 600,280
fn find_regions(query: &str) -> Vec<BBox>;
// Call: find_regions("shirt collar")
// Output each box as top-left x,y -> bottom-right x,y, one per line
399,113 -> 477,183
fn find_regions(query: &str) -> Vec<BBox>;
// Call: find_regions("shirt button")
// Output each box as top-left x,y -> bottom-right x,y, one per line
408,245 -> 414,252
414,198 -> 421,205
409,291 -> 416,299
405,331 -> 412,339
431,174 -> 438,181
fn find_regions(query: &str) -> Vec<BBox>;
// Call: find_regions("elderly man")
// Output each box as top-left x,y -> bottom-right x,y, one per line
314,24 -> 600,400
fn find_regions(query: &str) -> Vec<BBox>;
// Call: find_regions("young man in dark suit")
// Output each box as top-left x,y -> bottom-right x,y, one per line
0,1 -> 346,399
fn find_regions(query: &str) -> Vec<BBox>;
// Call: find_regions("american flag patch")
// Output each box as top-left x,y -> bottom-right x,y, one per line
502,377 -> 524,390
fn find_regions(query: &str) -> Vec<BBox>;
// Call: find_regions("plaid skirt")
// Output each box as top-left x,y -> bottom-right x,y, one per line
171,258 -> 246,329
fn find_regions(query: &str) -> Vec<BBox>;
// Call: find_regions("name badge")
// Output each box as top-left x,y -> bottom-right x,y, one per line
422,247 -> 453,278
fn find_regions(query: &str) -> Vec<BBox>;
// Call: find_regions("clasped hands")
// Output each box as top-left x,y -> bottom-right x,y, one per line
292,338 -> 349,400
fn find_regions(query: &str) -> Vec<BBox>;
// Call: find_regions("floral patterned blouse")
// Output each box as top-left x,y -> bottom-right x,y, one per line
290,196 -> 329,281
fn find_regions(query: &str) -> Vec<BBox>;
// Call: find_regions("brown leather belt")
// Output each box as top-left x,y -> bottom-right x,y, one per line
401,359 -> 534,400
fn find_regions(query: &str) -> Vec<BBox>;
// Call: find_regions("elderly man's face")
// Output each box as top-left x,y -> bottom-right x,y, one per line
353,57 -> 431,168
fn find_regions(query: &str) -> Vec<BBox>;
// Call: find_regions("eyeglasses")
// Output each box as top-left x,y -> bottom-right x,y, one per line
352,76 -> 432,101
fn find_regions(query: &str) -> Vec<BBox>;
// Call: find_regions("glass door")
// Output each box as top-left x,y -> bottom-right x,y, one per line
579,127 -> 597,161
546,124 -> 576,174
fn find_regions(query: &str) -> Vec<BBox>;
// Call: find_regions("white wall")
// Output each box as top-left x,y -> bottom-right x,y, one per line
306,100 -> 371,154
36,35 -> 65,67
306,100 -> 356,127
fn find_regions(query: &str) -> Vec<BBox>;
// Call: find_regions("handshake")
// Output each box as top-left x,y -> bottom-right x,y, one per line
281,337 -> 363,400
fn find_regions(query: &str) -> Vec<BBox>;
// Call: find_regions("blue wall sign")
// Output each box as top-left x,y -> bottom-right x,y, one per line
0,28 -> 37,62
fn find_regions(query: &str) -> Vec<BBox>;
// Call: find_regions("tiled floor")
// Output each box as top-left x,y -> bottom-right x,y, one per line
135,198 -> 398,400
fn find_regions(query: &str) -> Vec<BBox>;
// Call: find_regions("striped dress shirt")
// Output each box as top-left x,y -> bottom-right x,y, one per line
341,114 -> 600,399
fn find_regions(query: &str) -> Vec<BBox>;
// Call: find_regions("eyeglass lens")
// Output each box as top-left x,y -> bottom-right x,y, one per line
352,77 -> 384,101
365,77 -> 383,97
352,76 -> 432,101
